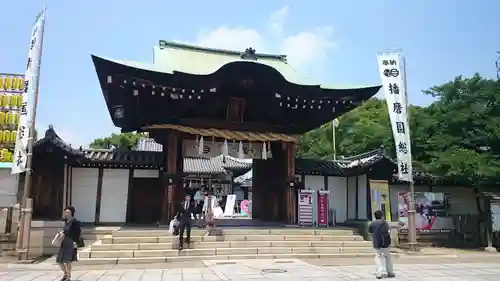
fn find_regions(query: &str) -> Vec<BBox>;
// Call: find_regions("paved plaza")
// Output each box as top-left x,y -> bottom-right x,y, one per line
1,259 -> 500,280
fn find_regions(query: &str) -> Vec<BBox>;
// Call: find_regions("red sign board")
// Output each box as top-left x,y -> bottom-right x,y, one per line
317,191 -> 329,226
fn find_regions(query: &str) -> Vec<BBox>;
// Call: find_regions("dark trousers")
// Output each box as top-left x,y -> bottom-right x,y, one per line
179,222 -> 192,248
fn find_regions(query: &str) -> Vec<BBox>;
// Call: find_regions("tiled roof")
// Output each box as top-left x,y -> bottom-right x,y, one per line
335,149 -> 395,170
82,149 -> 252,173
33,126 -> 84,157
136,137 -> 163,152
82,149 -> 163,168
296,158 -> 343,175
184,155 -> 252,174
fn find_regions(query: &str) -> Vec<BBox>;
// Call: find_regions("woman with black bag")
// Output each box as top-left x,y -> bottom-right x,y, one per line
56,206 -> 82,281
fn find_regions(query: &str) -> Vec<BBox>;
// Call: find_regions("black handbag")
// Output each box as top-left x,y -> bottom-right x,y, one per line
76,237 -> 85,248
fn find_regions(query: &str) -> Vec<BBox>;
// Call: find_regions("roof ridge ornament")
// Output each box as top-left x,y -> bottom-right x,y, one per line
241,47 -> 258,60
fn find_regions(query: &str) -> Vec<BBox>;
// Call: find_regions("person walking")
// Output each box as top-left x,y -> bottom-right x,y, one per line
203,190 -> 215,232
56,206 -> 82,281
178,197 -> 195,251
368,210 -> 395,279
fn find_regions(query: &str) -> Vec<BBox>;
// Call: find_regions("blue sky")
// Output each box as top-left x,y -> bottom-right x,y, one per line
1,1 -> 499,147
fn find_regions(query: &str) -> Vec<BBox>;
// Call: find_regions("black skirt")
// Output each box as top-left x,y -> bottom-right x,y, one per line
56,236 -> 77,264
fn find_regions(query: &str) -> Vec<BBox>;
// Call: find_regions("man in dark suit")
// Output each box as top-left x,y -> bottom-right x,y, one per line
178,196 -> 195,251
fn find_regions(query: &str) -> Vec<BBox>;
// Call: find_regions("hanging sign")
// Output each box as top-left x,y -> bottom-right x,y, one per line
12,9 -> 46,174
297,190 -> 314,226
376,51 -> 413,182
317,190 -> 329,227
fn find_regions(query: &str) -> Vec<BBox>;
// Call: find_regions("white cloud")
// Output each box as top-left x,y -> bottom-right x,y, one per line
279,26 -> 335,70
192,5 -> 335,73
268,5 -> 290,37
195,27 -> 266,52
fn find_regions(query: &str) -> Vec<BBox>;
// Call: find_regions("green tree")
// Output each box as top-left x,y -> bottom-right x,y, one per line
89,132 -> 146,150
419,74 -> 500,184
298,74 -> 500,185
298,98 -> 423,160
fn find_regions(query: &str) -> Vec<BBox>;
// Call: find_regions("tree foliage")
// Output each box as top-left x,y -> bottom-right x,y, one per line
298,74 -> 500,185
89,132 -> 145,150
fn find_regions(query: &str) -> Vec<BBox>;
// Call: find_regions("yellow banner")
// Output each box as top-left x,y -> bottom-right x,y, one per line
369,180 -> 391,221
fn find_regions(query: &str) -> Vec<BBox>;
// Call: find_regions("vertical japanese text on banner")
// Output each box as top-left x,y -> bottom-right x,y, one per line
376,52 -> 413,182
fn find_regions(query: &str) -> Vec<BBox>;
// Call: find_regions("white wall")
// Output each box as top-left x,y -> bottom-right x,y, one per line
304,175 -> 323,192
328,176 -> 347,223
71,168 -> 99,223
304,175 -> 349,223
347,176 -> 356,220
357,174 -> 368,220
0,169 -> 19,206
133,169 -> 159,178
100,169 -> 130,223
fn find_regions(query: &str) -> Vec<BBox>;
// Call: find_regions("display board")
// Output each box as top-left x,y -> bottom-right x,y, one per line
491,202 -> 500,232
317,190 -> 329,227
369,180 -> 391,221
297,190 -> 314,226
223,194 -> 236,216
398,192 -> 454,232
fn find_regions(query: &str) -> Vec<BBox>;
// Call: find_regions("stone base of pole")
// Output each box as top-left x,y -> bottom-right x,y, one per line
407,209 -> 418,251
16,198 -> 33,261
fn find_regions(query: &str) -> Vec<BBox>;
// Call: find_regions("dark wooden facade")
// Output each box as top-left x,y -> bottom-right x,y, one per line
87,41 -> 384,224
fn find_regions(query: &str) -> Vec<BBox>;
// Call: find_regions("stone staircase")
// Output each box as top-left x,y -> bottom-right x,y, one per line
78,227 -> 375,264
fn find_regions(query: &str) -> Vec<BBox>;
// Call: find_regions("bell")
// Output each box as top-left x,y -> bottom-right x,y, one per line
222,139 -> 229,156
198,136 -> 204,155
262,142 -> 267,160
238,141 -> 244,159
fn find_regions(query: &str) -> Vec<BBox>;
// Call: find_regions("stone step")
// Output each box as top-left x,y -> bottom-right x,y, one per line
81,247 -> 375,259
103,235 -> 364,244
77,252 -> 385,265
91,240 -> 371,251
110,228 -> 355,237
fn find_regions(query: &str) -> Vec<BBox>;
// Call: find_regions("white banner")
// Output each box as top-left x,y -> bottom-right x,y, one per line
12,9 -> 46,174
377,51 -> 413,182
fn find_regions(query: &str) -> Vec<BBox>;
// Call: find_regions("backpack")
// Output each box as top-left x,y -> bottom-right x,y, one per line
379,222 -> 391,248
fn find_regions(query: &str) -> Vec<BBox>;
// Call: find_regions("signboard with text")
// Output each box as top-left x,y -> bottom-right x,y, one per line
317,190 -> 329,227
297,190 -> 314,226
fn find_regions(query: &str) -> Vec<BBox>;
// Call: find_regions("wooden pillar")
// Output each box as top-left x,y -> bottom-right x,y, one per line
161,130 -> 184,223
285,142 -> 297,224
94,168 -> 104,224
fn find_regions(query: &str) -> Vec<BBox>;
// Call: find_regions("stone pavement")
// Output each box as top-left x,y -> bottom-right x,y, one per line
1,259 -> 500,280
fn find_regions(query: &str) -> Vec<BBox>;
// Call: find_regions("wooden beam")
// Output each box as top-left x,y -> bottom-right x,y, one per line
179,118 -> 283,132
94,168 -> 104,224
355,175 -> 359,219
125,168 -> 134,223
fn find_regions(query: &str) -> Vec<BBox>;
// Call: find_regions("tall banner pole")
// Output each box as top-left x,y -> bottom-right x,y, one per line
15,8 -> 47,260
376,50 -> 417,250
332,119 -> 339,160
402,56 -> 417,251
